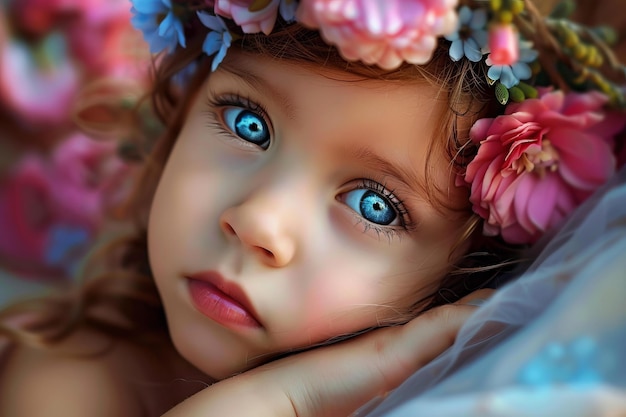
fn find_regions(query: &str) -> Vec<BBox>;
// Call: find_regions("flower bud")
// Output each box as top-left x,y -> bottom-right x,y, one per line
488,24 -> 519,66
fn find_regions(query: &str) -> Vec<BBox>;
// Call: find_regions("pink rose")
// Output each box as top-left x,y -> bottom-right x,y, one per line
297,0 -> 459,70
464,90 -> 625,244
214,0 -> 282,34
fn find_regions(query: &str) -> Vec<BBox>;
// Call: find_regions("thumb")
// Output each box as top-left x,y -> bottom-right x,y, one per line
384,288 -> 494,375
370,299 -> 480,390
285,293 -> 487,417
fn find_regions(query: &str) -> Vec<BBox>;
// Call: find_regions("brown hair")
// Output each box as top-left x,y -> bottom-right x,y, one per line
1,20 -> 518,347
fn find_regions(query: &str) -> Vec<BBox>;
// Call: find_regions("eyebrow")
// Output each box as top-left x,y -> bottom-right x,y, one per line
222,58 -> 426,198
346,146 -> 427,199
220,60 -> 298,120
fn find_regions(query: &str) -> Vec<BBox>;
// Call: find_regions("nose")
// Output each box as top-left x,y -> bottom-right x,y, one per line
219,194 -> 297,268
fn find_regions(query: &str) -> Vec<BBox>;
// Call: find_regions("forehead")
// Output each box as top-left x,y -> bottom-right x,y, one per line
212,51 -> 454,199
219,51 -> 450,146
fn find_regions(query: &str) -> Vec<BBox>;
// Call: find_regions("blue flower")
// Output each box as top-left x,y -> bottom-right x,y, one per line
445,6 -> 488,62
279,0 -> 299,23
518,337 -> 605,387
486,40 -> 538,88
130,0 -> 186,54
45,224 -> 90,277
172,60 -> 199,88
197,12 -> 233,72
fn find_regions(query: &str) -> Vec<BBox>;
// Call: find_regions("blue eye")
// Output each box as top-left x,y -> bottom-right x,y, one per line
344,189 -> 397,225
223,108 -> 270,150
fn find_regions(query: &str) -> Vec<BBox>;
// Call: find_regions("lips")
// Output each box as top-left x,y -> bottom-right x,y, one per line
186,271 -> 262,329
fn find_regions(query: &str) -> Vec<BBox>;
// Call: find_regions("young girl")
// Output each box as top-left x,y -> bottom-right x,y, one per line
1,0 -> 624,416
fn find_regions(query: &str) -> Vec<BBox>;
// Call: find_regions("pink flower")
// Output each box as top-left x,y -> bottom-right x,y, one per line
214,0 -> 282,34
297,0 -> 459,70
463,90 -> 625,244
0,156 -> 52,270
0,37 -> 79,125
65,0 -> 142,77
48,134 -> 131,227
10,0 -> 145,79
0,134 -> 131,278
487,23 -> 519,66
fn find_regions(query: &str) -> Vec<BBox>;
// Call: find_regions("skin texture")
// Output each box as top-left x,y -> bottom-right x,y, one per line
148,51 -> 471,380
0,291 -> 488,417
163,294 -> 488,417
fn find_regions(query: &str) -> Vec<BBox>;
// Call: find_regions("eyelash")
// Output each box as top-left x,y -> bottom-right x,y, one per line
205,93 -> 272,143
205,93 -> 415,241
350,179 -> 415,241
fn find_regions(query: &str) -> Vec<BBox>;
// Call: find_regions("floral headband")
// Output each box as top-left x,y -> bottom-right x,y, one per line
130,0 -> 626,245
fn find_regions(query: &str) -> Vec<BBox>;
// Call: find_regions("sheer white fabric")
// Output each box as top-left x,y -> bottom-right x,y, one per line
361,166 -> 626,416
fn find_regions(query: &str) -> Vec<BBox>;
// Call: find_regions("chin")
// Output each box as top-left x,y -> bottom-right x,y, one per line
197,360 -> 261,381
174,341 -> 265,381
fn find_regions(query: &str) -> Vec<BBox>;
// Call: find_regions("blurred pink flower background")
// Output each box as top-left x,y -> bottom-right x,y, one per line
0,135 -> 130,277
0,0 -> 150,281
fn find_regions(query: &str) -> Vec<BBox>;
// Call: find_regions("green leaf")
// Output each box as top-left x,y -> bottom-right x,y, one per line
550,0 -> 576,19
592,25 -> 618,46
509,86 -> 525,102
495,82 -> 510,105
517,82 -> 538,99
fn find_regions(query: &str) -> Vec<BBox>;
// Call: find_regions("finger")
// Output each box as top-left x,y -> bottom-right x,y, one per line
454,288 -> 495,307
380,288 -> 498,385
372,302 -> 478,389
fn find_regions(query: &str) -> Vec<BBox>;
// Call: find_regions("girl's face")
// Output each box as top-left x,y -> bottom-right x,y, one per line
148,51 -> 468,379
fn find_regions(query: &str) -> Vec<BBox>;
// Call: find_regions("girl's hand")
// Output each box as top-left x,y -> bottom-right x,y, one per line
164,289 -> 492,417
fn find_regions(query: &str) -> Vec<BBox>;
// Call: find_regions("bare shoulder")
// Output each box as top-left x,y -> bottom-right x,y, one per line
0,330 -> 144,417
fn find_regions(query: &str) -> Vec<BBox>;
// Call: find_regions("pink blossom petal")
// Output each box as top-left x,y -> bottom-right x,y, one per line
501,222 -> 533,244
591,111 -> 626,139
469,118 -> 494,142
561,90 -> 607,115
552,129 -> 615,190
216,0 -> 280,35
513,174 -> 536,233
539,89 -> 565,111
493,174 -> 523,227
480,156 -> 505,201
555,185 -> 576,214
526,174 -> 559,231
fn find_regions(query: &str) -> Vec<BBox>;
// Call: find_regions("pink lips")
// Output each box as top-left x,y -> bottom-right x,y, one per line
186,271 -> 262,329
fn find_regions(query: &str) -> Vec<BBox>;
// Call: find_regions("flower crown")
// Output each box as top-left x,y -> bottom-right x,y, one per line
130,0 -> 626,245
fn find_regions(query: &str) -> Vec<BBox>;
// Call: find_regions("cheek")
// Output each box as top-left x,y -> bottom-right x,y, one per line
303,264 -> 382,320
148,162 -> 221,277
280,252 -> 421,338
